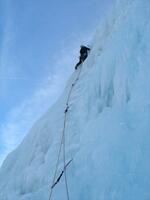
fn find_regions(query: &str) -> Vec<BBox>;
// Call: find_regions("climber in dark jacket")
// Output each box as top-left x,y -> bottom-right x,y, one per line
75,45 -> 91,70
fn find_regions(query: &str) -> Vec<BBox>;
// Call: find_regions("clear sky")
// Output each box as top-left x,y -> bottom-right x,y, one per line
0,0 -> 115,165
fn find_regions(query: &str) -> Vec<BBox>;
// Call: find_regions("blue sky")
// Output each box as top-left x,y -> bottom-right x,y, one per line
0,0 -> 114,165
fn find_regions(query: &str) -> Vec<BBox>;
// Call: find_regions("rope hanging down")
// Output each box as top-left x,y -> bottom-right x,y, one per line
49,63 -> 83,200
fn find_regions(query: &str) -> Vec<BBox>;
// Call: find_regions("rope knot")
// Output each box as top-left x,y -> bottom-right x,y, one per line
64,106 -> 69,113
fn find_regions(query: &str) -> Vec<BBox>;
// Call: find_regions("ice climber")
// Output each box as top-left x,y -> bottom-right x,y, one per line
75,45 -> 91,70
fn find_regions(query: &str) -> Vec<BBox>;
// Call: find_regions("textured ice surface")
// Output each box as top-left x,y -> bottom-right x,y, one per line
0,0 -> 150,199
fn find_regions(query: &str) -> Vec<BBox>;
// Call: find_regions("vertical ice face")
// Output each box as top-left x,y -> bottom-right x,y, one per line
0,0 -> 150,199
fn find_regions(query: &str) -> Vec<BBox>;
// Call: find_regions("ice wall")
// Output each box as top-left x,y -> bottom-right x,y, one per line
0,0 -> 150,199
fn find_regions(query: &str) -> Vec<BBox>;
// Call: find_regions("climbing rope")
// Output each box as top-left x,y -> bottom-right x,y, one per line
49,63 -> 83,200
63,112 -> 69,200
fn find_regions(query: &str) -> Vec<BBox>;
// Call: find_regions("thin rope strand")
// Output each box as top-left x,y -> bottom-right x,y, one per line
49,64 -> 83,200
63,114 -> 70,200
49,129 -> 64,200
